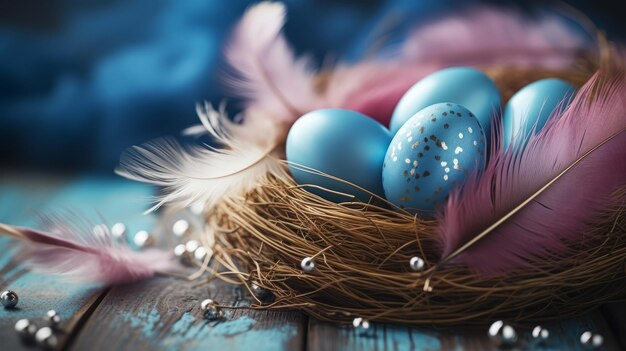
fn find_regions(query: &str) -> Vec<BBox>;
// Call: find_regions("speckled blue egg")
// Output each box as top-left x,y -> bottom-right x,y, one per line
503,78 -> 575,150
383,103 -> 486,213
390,67 -> 500,143
286,109 -> 392,202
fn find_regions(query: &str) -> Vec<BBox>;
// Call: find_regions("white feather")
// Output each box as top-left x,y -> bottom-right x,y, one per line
116,103 -> 289,212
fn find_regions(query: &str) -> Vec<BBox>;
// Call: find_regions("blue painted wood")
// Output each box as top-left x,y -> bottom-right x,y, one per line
70,210 -> 306,351
0,175 -> 157,350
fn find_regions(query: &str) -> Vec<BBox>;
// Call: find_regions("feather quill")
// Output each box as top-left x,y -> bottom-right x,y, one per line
0,214 -> 177,285
437,68 -> 626,276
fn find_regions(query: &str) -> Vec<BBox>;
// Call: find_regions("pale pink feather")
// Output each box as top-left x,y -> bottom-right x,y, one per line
0,213 -> 177,285
223,2 -> 319,126
324,6 -> 591,127
437,71 -> 626,276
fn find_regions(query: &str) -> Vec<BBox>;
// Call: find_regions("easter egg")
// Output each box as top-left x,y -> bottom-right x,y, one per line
390,67 -> 500,143
503,78 -> 575,150
383,103 -> 486,213
286,109 -> 392,202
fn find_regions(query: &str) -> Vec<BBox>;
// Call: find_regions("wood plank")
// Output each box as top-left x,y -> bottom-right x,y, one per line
70,277 -> 306,351
70,210 -> 307,351
308,310 -> 621,351
0,176 -> 156,350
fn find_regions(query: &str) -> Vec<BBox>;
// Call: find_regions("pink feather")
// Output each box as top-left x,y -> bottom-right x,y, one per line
223,2 -> 319,126
323,6 -> 591,127
437,70 -> 626,276
0,214 -> 178,285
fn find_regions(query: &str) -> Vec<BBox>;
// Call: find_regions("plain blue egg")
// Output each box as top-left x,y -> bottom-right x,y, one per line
286,109 -> 392,202
503,78 -> 575,150
390,67 -> 500,143
383,103 -> 486,213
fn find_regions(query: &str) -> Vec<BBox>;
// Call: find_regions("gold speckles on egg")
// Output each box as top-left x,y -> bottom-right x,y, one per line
423,171 -> 430,177
453,159 -> 461,170
413,160 -> 418,167
458,132 -> 464,139
403,170 -> 408,176
414,186 -> 420,192
434,187 -> 441,194
443,123 -> 449,129
405,158 -> 411,164
410,169 -> 415,176
454,146 -> 463,154
400,196 -> 412,202
441,142 -> 448,150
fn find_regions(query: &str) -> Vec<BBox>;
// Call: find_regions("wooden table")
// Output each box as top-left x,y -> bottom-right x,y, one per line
1,175 -> 624,350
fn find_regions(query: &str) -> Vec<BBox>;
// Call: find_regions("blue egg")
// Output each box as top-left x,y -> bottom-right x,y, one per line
383,103 -> 486,213
503,78 -> 575,150
286,109 -> 392,202
390,67 -> 500,144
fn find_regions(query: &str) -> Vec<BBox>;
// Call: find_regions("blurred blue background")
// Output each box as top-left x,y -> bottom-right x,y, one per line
1,0 -> 623,174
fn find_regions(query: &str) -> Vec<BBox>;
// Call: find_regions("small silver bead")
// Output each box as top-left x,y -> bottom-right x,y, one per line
35,327 -> 58,349
251,281 -> 273,302
194,246 -> 208,263
200,299 -> 224,321
185,240 -> 200,253
172,219 -> 191,237
301,257 -> 315,273
352,317 -> 371,335
110,223 -> 127,241
1,290 -> 18,308
174,244 -> 194,266
409,256 -> 425,272
14,319 -> 37,341
532,325 -> 549,341
133,230 -> 154,248
488,320 -> 517,347
46,310 -> 61,327
581,331 -> 603,348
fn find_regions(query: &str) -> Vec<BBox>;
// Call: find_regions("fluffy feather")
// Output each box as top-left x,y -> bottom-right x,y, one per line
437,69 -> 626,276
223,1 -> 319,125
324,6 -> 591,127
0,214 -> 177,285
116,103 -> 290,212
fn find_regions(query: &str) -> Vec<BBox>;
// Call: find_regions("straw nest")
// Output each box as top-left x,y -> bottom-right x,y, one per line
202,55 -> 626,326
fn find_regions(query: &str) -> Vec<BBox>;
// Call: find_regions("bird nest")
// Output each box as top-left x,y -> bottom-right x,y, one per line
199,55 -> 626,326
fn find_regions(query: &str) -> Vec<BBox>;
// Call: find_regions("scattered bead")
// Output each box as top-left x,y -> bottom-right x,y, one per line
14,319 -> 37,341
581,331 -> 603,348
352,317 -> 371,335
110,223 -> 127,241
409,256 -> 425,272
185,240 -> 200,253
45,310 -> 61,327
531,325 -> 549,341
35,327 -> 58,349
172,219 -> 191,237
200,299 -> 224,321
488,320 -> 517,347
1,290 -> 18,308
194,246 -> 208,263
133,230 -> 154,248
301,257 -> 315,273
250,281 -> 273,302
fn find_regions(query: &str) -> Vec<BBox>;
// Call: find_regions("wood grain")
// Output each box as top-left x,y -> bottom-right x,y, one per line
308,311 -> 622,351
70,276 -> 306,351
0,176 -> 157,351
